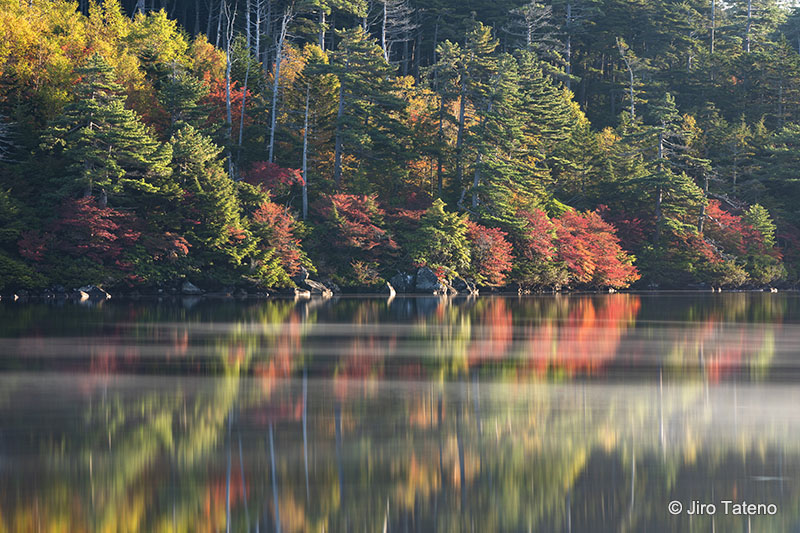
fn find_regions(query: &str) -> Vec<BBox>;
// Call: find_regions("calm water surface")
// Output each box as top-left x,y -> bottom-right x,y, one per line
1,293 -> 800,532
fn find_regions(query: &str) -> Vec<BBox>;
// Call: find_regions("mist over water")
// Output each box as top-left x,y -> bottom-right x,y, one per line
2,293 -> 800,532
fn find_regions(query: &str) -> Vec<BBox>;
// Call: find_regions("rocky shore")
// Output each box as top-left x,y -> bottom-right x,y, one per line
0,265 -> 790,304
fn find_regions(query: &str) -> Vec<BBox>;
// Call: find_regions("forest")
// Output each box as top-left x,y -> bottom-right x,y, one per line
1,0 -> 799,293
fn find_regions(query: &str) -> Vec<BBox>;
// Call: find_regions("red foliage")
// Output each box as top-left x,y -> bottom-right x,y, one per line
703,200 -> 762,255
465,220 -> 513,285
20,197 -> 142,269
315,194 -> 398,252
244,162 -> 304,193
252,200 -> 304,275
19,198 -> 190,276
596,205 -> 649,249
554,210 -> 640,288
517,208 -> 557,260
202,78 -> 252,139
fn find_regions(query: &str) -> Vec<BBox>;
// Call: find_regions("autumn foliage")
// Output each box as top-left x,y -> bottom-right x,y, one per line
465,220 -> 513,286
251,199 -> 305,276
554,210 -> 641,289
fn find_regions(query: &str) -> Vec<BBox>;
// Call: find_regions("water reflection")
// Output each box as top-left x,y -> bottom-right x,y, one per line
1,293 -> 800,531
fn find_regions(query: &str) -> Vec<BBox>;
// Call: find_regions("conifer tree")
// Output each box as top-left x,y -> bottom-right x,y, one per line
329,26 -> 408,190
41,54 -> 174,206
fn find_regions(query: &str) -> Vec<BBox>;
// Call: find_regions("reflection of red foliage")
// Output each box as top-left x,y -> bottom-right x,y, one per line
252,200 -> 304,276
465,221 -> 513,286
526,295 -> 641,376
554,210 -> 640,288
468,299 -> 514,364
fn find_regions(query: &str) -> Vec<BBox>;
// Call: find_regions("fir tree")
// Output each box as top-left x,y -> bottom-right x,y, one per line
41,53 -> 174,206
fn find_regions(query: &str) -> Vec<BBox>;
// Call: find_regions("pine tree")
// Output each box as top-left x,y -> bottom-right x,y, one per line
328,26 -> 408,191
170,125 -> 254,280
41,54 -> 174,206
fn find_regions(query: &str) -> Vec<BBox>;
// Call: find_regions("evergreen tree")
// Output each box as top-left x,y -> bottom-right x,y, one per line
328,26 -> 408,191
40,53 -> 174,206
170,125 -> 255,282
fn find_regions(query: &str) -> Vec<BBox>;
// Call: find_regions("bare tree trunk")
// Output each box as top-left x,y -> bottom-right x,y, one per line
382,2 -> 389,62
268,7 -> 292,163
246,0 -> 252,50
134,0 -> 145,15
565,2 -> 572,90
616,37 -> 636,120
255,0 -> 262,63
215,0 -> 225,48
471,152 -> 482,209
455,77 -> 467,191
206,0 -> 214,40
437,95 -> 444,197
319,9 -> 326,50
224,1 -> 237,176
238,59 -> 251,148
746,0 -> 752,53
711,0 -> 715,54
334,79 -> 345,189
302,85 -> 310,220
655,132 -> 664,243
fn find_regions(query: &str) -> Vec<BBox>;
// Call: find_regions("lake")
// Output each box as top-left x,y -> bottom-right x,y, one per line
1,293 -> 800,532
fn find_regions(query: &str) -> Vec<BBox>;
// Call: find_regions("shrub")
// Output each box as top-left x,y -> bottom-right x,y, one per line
465,220 -> 513,286
311,193 -> 397,284
554,210 -> 640,289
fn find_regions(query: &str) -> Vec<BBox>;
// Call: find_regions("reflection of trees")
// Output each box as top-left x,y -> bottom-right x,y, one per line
3,293 -> 800,530
5,377 -> 800,531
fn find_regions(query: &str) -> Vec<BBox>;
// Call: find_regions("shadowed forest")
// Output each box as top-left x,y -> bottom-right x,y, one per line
2,0 -> 800,292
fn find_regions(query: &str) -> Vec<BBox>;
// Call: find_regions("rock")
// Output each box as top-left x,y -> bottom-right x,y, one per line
303,279 -> 333,298
389,272 -> 415,293
294,288 -> 311,299
79,285 -> 111,300
321,279 -> 341,294
235,289 -> 249,298
382,282 -> 397,297
181,281 -> 204,295
414,267 -> 445,294
72,290 -> 90,302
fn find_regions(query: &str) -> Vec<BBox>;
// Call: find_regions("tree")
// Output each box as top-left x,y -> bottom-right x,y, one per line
465,219 -> 513,285
407,198 -> 470,276
40,53 -> 174,206
328,27 -> 407,190
170,125 -> 254,281
554,209 -> 640,288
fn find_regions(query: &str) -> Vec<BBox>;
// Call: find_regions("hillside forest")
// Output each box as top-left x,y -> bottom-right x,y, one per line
2,0 -> 800,292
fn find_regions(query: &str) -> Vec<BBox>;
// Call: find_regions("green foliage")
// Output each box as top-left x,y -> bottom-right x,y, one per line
744,203 -> 777,249
407,199 -> 470,276
40,53 -> 174,204
0,251 -> 45,291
